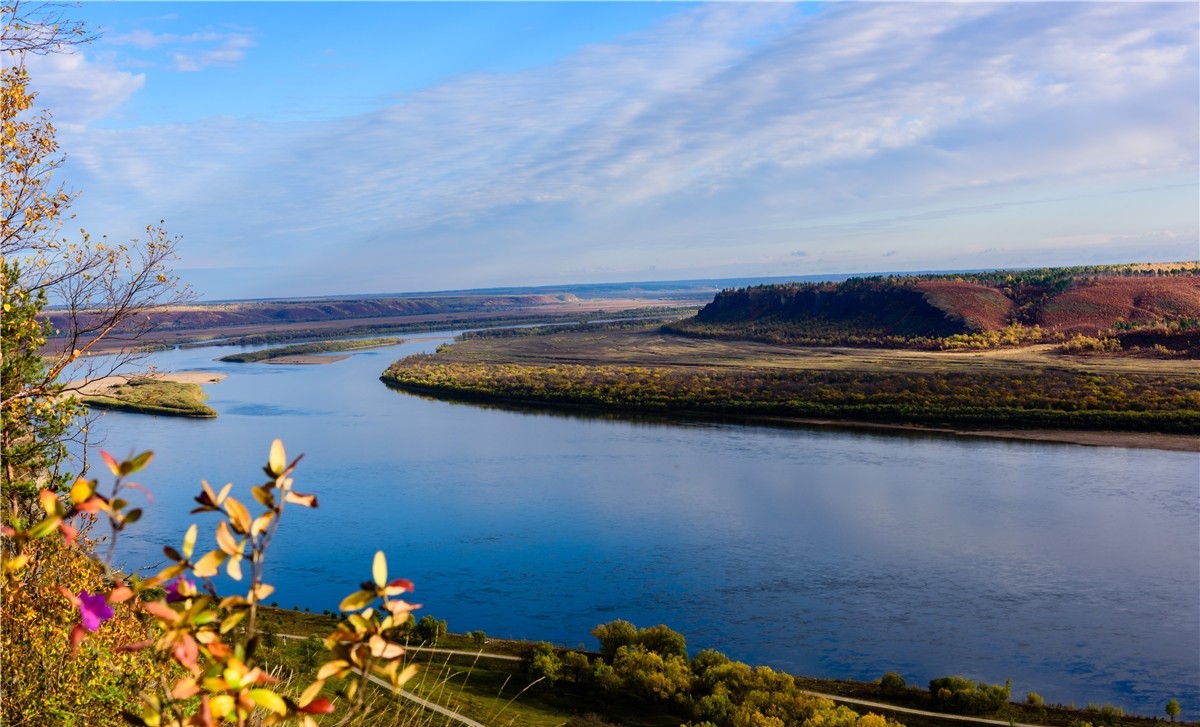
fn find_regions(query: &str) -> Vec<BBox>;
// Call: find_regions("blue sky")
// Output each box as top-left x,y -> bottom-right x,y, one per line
24,2 -> 1200,300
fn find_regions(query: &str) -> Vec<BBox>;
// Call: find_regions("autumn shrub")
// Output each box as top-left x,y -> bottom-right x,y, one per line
1,532 -> 172,726
928,675 -> 1011,715
1061,334 -> 1122,354
2,441 -> 422,727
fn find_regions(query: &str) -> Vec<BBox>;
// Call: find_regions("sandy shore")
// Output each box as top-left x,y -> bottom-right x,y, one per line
70,371 -> 228,395
757,416 -> 1198,452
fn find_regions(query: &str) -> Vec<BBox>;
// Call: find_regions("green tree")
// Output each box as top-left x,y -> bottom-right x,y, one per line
527,641 -> 562,685
413,614 -> 447,644
612,644 -> 692,704
637,623 -> 688,659
1166,699 -> 1180,722
592,618 -> 638,661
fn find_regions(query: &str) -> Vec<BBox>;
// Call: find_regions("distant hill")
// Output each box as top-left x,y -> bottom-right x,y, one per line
47,293 -> 582,335
666,263 -> 1200,354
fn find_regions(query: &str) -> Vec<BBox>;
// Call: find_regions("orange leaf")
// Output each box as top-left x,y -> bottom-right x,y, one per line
100,451 -> 120,476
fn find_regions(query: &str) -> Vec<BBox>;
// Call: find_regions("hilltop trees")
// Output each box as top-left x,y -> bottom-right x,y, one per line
1,4 -> 189,505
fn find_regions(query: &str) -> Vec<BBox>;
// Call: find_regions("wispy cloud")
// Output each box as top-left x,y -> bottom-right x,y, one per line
109,28 -> 255,71
50,2 -> 1200,296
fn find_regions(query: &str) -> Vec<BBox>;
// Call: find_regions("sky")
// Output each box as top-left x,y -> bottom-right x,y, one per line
19,1 -> 1200,301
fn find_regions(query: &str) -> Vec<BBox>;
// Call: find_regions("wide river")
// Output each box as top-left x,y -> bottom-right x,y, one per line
81,335 -> 1198,718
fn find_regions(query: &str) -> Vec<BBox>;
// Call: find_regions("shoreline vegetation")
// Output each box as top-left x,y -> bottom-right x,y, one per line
380,325 -> 1199,451
77,372 -> 225,418
259,608 -> 1190,727
215,336 -> 405,363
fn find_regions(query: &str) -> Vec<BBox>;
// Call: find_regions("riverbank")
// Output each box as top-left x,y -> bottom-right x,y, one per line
380,327 -> 1200,450
259,607 -> 1193,727
73,372 -> 225,417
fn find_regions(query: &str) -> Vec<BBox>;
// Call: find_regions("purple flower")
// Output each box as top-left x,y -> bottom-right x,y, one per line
164,576 -> 195,603
77,591 -> 114,632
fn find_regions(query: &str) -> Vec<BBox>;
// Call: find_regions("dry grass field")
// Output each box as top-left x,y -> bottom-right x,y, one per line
425,327 -> 1199,380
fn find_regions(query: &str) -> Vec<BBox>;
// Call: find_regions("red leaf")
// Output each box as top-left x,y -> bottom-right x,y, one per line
69,623 -> 88,656
297,697 -> 336,714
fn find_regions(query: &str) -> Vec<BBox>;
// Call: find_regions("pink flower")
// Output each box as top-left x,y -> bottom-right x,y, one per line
77,590 -> 114,632
164,576 -> 195,603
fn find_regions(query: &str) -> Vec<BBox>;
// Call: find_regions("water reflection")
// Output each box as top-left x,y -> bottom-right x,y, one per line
81,335 -> 1200,718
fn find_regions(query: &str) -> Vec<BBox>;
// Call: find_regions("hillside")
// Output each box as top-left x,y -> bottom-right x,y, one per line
47,293 -> 581,334
666,264 -> 1200,354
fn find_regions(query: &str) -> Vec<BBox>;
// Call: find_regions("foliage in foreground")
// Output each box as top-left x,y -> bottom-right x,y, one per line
2,441 -> 421,726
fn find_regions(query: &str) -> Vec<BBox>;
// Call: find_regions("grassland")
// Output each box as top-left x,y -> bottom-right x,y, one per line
81,377 -> 217,417
381,326 -> 1200,444
256,608 -> 1188,727
217,337 -> 404,363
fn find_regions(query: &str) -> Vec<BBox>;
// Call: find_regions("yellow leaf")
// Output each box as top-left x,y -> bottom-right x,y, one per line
251,583 -> 275,602
193,549 -> 227,578
339,589 -> 375,613
316,660 -> 350,681
215,520 -> 239,555
220,610 -> 247,634
284,490 -> 318,508
224,497 -> 252,534
209,694 -> 235,720
251,512 -> 274,537
226,553 -> 243,581
182,523 -> 197,559
268,439 -> 286,477
298,679 -> 325,707
394,664 -> 419,689
69,478 -> 94,505
251,485 -> 275,508
372,550 -> 387,588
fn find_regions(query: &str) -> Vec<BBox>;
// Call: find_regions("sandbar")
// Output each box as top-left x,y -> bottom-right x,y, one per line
263,354 -> 349,365
69,371 -> 227,395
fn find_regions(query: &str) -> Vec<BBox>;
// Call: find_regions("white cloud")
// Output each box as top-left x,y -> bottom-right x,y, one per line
23,50 -> 144,129
53,2 -> 1200,297
108,28 -> 255,71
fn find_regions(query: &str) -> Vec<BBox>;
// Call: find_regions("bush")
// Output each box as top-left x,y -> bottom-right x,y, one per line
527,641 -> 562,685
880,671 -> 907,695
1,533 -> 171,726
1027,691 -> 1044,707
413,614 -> 448,644
929,675 -> 1011,715
470,629 -> 486,646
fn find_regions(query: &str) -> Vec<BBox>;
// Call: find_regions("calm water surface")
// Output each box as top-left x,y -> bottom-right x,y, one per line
84,336 -> 1199,717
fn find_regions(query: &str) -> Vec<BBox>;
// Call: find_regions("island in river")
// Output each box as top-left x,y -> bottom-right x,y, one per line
381,264 -> 1200,452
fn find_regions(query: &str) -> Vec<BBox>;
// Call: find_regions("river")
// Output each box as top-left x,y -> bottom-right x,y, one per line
78,334 -> 1199,718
